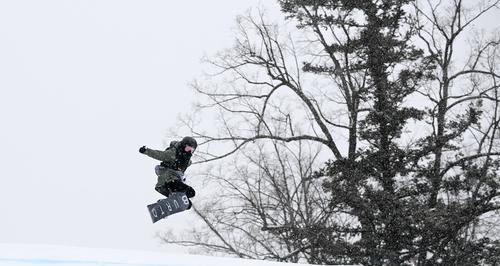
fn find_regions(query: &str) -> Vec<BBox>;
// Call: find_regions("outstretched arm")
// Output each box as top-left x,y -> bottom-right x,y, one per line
139,146 -> 174,162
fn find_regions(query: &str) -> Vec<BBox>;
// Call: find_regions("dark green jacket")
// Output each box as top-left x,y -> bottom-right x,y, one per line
143,147 -> 190,188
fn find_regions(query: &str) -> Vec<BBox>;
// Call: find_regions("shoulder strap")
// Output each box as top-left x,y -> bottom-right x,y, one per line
166,141 -> 178,151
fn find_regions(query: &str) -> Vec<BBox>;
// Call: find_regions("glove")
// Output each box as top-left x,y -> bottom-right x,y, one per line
139,146 -> 147,154
185,186 -> 196,198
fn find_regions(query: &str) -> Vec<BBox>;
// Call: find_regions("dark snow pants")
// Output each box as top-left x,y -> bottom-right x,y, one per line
154,165 -> 195,198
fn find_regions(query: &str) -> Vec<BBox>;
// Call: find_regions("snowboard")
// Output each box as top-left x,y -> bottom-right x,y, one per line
147,192 -> 190,223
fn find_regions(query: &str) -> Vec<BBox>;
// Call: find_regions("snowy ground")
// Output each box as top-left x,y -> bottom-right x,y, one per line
0,244 -> 322,266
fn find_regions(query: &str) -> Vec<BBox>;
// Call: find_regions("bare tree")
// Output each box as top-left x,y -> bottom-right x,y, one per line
409,0 -> 500,264
159,140 -> 344,263
180,11 -> 357,163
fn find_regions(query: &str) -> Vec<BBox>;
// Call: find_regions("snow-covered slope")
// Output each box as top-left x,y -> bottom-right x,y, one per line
0,244 -> 321,266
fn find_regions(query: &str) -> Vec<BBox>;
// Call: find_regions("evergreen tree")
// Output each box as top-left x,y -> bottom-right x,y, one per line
278,0 -> 500,265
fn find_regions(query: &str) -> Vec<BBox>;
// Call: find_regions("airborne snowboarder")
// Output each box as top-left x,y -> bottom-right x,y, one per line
139,136 -> 197,210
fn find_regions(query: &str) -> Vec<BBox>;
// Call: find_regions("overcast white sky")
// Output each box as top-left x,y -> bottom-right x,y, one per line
0,0 -> 281,252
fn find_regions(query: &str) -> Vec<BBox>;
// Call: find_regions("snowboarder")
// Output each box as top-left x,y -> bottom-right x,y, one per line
139,136 -> 197,209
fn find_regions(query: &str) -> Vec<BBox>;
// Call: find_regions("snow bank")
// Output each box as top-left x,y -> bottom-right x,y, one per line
0,244 -> 321,266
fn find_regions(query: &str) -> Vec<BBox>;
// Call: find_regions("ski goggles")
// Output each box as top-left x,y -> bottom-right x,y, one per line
184,145 -> 195,153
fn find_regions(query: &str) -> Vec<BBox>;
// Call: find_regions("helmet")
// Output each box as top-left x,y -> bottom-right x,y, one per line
180,136 -> 197,153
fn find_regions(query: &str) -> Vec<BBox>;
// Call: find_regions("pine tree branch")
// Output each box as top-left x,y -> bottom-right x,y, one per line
440,152 -> 500,176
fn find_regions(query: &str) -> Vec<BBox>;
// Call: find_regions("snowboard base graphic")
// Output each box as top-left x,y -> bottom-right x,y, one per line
147,192 -> 190,223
